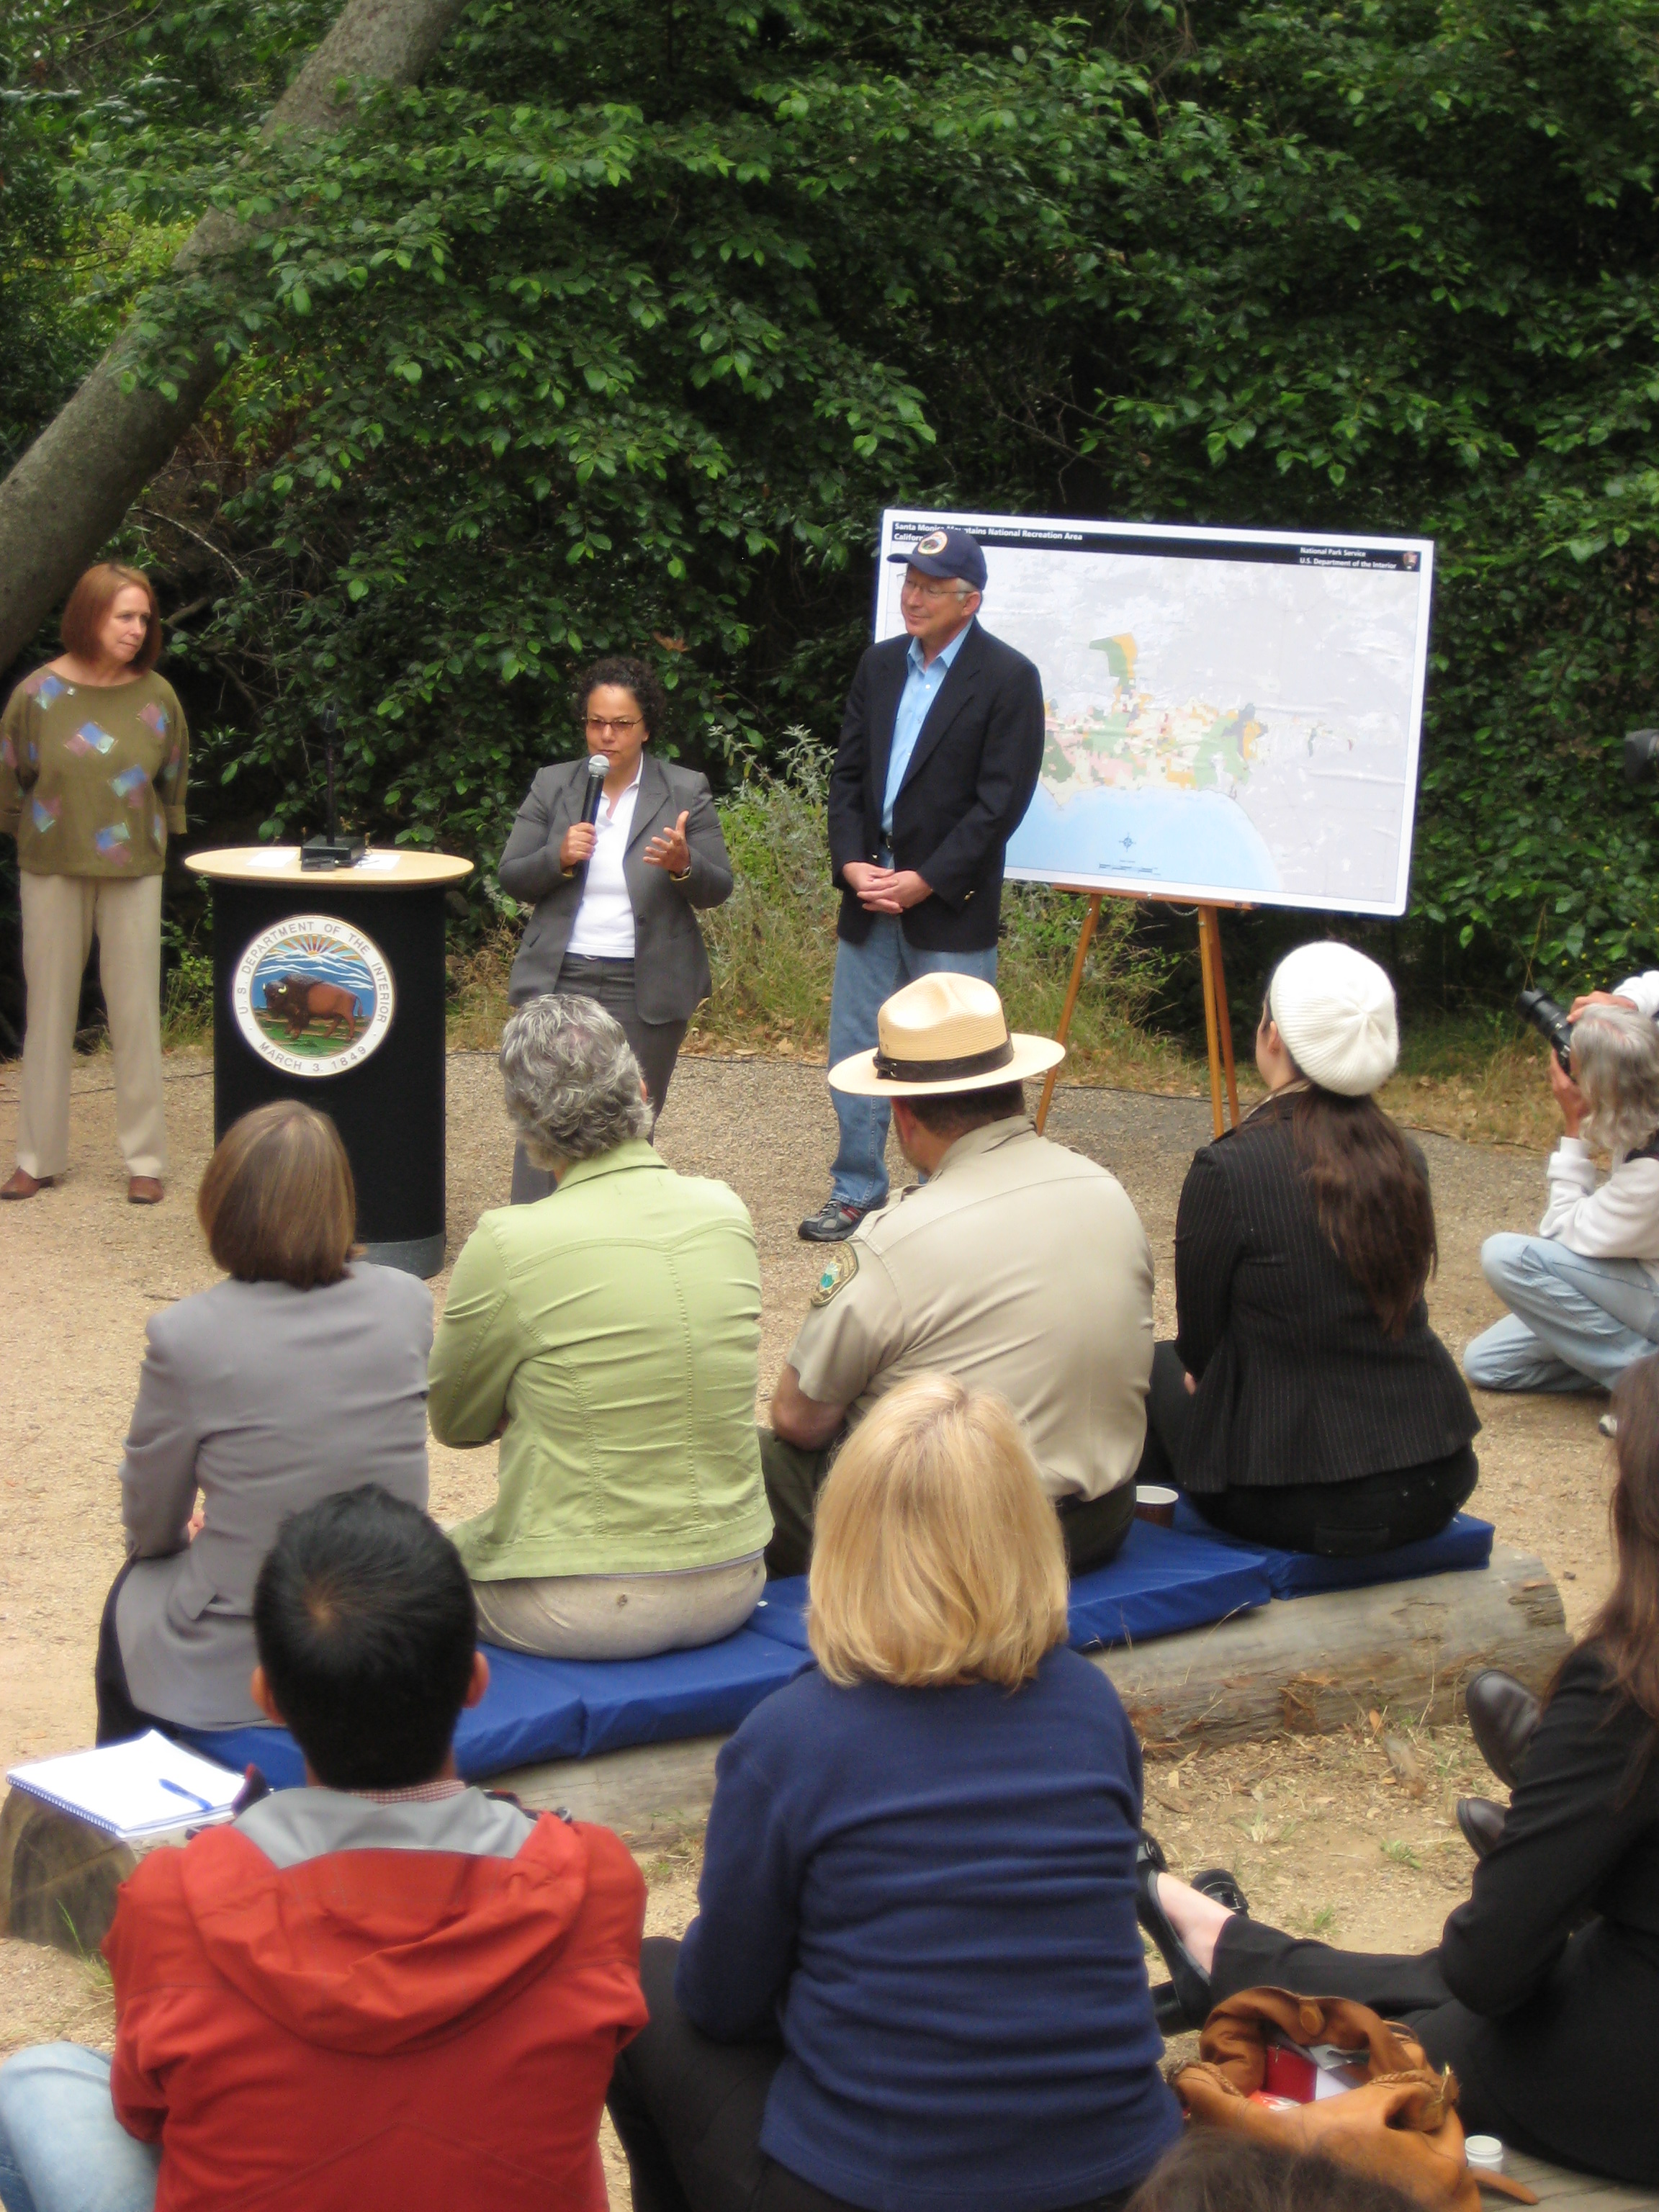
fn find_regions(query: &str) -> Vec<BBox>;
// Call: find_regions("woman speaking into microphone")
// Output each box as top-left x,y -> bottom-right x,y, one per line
498,656 -> 734,1202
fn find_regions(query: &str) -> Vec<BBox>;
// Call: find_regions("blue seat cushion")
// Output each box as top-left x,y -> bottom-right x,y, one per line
175,1622 -> 812,1793
1064,1519 -> 1272,1649
1170,1496 -> 1494,1598
749,1528 -> 1272,1658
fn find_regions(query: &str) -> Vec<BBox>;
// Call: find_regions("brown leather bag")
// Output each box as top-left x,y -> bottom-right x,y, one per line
1167,1990 -> 1538,2212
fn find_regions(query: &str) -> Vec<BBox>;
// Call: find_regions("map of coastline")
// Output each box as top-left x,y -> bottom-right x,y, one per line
953,545 -> 1428,909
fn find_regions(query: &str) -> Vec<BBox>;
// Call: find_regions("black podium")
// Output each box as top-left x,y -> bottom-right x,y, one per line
186,848 -> 473,1277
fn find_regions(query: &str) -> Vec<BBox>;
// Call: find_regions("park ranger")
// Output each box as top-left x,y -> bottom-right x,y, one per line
762,972 -> 1156,1576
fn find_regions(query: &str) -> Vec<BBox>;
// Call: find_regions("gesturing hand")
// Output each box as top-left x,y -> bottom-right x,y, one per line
644,810 -> 691,874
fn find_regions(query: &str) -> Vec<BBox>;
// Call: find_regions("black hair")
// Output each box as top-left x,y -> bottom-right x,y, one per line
575,655 -> 668,742
253,1485 -> 477,1791
898,1082 -> 1026,1138
1128,2133 -> 1419,2212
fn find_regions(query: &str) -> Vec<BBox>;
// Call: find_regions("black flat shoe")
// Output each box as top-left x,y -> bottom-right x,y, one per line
1136,1831 -> 1213,2032
1191,1866 -> 1250,1915
1457,1796 -> 1506,1859
1465,1670 -> 1541,1790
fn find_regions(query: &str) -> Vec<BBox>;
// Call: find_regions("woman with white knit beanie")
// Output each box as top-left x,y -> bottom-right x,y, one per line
1137,941 -> 1480,1555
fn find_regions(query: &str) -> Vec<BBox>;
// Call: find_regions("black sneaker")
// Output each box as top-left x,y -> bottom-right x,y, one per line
798,1198 -> 871,1243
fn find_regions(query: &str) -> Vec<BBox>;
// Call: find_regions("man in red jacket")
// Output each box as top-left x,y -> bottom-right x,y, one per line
0,1486 -> 647,2212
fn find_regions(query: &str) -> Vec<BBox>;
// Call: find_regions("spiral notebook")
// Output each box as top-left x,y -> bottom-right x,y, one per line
8,1731 -> 246,1840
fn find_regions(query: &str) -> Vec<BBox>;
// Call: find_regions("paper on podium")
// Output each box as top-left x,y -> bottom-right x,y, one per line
8,1732 -> 245,1840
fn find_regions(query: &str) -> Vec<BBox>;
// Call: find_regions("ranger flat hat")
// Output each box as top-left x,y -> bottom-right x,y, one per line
885,526 -> 988,593
829,973 -> 1064,1097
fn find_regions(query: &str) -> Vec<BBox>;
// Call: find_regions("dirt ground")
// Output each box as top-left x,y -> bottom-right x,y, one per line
0,1047 -> 1618,2182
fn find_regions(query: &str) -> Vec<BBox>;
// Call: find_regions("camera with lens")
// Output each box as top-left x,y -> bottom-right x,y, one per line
1516,988 -> 1575,1074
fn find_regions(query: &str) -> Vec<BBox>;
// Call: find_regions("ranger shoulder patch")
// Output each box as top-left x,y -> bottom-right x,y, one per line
809,1244 -> 859,1306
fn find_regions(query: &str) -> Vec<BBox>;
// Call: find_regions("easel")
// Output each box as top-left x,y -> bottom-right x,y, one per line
1033,892 -> 1243,1141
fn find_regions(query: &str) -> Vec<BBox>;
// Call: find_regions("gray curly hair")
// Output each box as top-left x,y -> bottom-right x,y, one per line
1571,1004 -> 1659,1159
500,994 -> 649,1168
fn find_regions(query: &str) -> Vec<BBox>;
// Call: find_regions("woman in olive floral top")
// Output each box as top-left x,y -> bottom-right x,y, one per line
0,564 -> 189,1204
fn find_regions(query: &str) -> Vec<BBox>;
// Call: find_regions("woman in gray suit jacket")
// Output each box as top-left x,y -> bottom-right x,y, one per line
498,656 -> 734,1202
94,1102 -> 432,1739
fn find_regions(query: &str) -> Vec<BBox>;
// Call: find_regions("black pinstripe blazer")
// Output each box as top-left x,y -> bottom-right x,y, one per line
1172,1097 -> 1479,1493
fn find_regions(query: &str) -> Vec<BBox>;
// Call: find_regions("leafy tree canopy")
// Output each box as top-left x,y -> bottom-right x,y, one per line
6,0 -> 1659,985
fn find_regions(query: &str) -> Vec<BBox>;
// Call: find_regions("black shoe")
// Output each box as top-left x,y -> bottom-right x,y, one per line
1456,1796 -> 1506,1859
1465,1669 -> 1541,1790
1136,1831 -> 1213,2032
1191,1867 -> 1250,1915
798,1198 -> 871,1243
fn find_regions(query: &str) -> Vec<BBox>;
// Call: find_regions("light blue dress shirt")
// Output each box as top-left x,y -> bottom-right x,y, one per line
881,624 -> 970,839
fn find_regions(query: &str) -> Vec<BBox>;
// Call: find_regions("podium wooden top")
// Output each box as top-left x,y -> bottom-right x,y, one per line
186,846 -> 474,889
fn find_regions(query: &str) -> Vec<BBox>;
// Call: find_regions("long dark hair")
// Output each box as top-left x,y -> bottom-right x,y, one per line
1280,1077 -> 1437,1338
1581,1355 -> 1659,1735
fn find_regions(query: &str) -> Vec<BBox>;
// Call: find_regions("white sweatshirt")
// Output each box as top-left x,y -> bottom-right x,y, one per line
1542,963 -> 1659,1282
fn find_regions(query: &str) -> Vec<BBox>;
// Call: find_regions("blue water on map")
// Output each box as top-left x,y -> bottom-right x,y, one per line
1006,783 -> 1280,895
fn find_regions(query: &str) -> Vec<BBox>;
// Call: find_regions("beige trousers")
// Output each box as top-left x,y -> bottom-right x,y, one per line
17,872 -> 166,1181
472,1553 -> 766,1662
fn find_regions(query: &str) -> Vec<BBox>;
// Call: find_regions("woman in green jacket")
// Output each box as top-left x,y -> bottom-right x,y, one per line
428,992 -> 773,1659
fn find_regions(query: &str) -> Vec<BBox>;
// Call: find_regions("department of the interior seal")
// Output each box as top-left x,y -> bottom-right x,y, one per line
233,914 -> 395,1079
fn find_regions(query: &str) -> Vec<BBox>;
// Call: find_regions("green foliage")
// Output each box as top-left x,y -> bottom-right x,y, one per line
16,0 -> 1659,997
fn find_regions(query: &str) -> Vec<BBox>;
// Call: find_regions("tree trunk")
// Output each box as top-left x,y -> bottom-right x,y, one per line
0,0 -> 472,671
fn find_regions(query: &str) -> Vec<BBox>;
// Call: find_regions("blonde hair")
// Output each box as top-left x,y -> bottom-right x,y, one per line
807,1375 -> 1070,1691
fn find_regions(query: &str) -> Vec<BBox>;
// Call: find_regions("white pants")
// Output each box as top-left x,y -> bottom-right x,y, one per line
472,1554 -> 766,1661
17,872 -> 166,1181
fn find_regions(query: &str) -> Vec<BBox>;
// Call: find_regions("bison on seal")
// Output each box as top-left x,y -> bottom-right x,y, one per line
261,973 -> 363,1043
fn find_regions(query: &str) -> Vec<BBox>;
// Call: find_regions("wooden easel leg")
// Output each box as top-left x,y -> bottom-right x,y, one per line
1035,895 -> 1102,1135
1197,907 -> 1225,1140
1203,906 -> 1240,1128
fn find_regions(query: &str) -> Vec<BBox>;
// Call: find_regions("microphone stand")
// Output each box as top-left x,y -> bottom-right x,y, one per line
301,703 -> 367,870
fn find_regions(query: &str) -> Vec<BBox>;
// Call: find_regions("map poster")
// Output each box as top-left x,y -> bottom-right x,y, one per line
875,508 -> 1435,916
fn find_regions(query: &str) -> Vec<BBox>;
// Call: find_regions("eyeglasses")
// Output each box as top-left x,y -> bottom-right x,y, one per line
586,716 -> 643,734
900,576 -> 971,601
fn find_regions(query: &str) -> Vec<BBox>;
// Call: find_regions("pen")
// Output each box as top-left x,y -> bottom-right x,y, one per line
158,1777 -> 215,1815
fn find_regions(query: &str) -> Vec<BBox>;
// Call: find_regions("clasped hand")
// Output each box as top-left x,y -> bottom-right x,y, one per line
843,860 -> 932,913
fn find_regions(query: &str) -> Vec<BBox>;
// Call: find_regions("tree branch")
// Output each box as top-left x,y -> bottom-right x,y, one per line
0,0 -> 472,671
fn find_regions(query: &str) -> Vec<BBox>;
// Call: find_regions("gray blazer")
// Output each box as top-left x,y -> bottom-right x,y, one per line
114,1265 -> 433,1727
498,752 -> 734,1022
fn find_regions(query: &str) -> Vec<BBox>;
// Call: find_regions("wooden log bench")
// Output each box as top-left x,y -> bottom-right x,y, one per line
497,1543 -> 1570,1837
1,1545 -> 1570,1951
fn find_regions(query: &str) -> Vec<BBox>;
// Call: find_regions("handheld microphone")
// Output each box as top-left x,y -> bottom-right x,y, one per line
580,753 -> 608,827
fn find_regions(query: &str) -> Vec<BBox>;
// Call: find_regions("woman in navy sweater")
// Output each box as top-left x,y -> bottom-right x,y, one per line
606,1372 -> 1181,2212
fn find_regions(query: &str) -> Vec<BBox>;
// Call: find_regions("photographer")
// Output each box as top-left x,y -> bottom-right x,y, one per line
1465,1004 -> 1659,1393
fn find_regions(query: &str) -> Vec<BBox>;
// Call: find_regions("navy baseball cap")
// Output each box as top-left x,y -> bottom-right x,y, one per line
886,527 -> 987,593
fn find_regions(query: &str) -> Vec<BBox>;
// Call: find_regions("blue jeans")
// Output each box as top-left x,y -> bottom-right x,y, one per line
826,918 -> 999,1208
1462,1233 -> 1659,1393
0,2046 -> 158,2212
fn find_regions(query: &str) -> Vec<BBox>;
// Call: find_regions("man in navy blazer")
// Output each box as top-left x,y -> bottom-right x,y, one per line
800,527 -> 1046,1241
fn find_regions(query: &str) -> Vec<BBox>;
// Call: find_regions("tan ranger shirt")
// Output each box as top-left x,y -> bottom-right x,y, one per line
788,1117 -> 1154,1501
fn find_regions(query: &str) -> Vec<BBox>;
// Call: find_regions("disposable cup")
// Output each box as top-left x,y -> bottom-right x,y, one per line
1135,1484 -> 1178,1529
